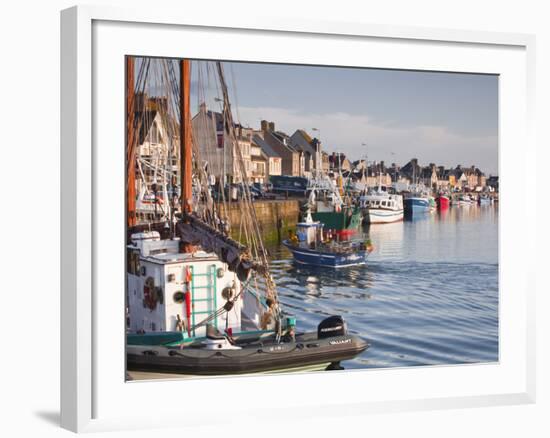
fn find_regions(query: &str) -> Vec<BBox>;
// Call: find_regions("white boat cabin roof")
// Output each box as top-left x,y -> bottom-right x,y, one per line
128,231 -> 217,264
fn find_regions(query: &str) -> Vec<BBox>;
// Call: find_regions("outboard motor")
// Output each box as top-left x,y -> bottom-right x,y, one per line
317,315 -> 347,339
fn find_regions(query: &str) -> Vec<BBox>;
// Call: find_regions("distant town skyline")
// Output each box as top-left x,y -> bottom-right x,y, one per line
191,61 -> 498,176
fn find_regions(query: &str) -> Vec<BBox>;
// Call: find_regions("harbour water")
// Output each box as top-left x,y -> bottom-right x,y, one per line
270,204 -> 499,369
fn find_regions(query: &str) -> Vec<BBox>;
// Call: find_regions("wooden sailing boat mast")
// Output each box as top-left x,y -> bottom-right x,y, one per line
127,57 -> 137,227
180,59 -> 193,214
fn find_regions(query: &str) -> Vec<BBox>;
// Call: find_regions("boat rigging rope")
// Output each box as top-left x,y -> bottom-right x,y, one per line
133,59 -> 284,341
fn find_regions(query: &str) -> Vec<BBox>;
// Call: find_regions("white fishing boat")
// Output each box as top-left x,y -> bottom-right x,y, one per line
478,194 -> 492,205
359,185 -> 404,224
456,194 -> 475,206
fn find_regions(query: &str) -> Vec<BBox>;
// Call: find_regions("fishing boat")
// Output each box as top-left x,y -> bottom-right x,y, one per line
478,194 -> 492,205
125,58 -> 368,376
457,194 -> 474,206
402,169 -> 434,216
404,195 -> 431,215
282,212 -> 373,268
306,177 -> 362,236
127,316 -> 368,375
436,194 -> 450,210
359,186 -> 404,224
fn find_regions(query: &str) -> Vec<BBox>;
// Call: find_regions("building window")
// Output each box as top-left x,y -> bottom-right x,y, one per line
150,123 -> 161,144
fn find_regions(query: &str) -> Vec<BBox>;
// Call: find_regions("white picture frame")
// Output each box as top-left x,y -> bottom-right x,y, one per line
60,4 -> 536,433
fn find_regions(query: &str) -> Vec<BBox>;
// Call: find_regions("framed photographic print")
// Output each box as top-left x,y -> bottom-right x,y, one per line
61,4 -> 536,433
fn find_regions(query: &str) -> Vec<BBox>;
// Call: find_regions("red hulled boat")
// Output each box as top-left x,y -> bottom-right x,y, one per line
436,195 -> 450,210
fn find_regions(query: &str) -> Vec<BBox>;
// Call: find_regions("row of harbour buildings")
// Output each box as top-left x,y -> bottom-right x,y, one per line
135,96 -> 498,204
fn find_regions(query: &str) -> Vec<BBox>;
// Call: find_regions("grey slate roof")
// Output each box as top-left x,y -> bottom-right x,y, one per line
252,134 -> 281,158
289,130 -> 317,155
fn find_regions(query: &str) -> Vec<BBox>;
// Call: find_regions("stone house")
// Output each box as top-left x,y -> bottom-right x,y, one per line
450,166 -> 468,189
289,129 -> 323,175
486,175 -> 499,191
400,158 -> 422,185
192,104 -> 252,183
260,120 -> 302,176
321,151 -> 330,173
329,152 -> 352,172
420,163 -> 439,189
251,134 -> 282,178
249,139 -> 268,183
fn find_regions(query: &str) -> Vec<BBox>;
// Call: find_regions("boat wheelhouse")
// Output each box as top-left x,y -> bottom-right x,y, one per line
306,176 -> 363,234
127,231 -> 266,337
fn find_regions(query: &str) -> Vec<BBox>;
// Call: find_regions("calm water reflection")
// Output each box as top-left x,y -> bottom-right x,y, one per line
269,204 -> 499,369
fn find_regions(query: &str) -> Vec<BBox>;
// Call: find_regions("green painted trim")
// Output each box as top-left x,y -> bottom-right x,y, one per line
127,331 -> 187,346
161,329 -> 275,347
212,264 -> 218,330
190,265 -> 196,337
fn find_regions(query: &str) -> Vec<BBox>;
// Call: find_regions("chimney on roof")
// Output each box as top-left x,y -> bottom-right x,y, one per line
199,102 -> 207,113
261,120 -> 269,132
268,122 -> 275,132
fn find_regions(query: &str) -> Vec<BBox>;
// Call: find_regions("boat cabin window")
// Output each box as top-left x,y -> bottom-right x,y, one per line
149,248 -> 168,256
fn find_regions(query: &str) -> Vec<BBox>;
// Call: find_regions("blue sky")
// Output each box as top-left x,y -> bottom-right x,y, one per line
196,61 -> 498,176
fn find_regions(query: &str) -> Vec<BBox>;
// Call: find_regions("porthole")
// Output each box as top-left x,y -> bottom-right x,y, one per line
173,291 -> 185,304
